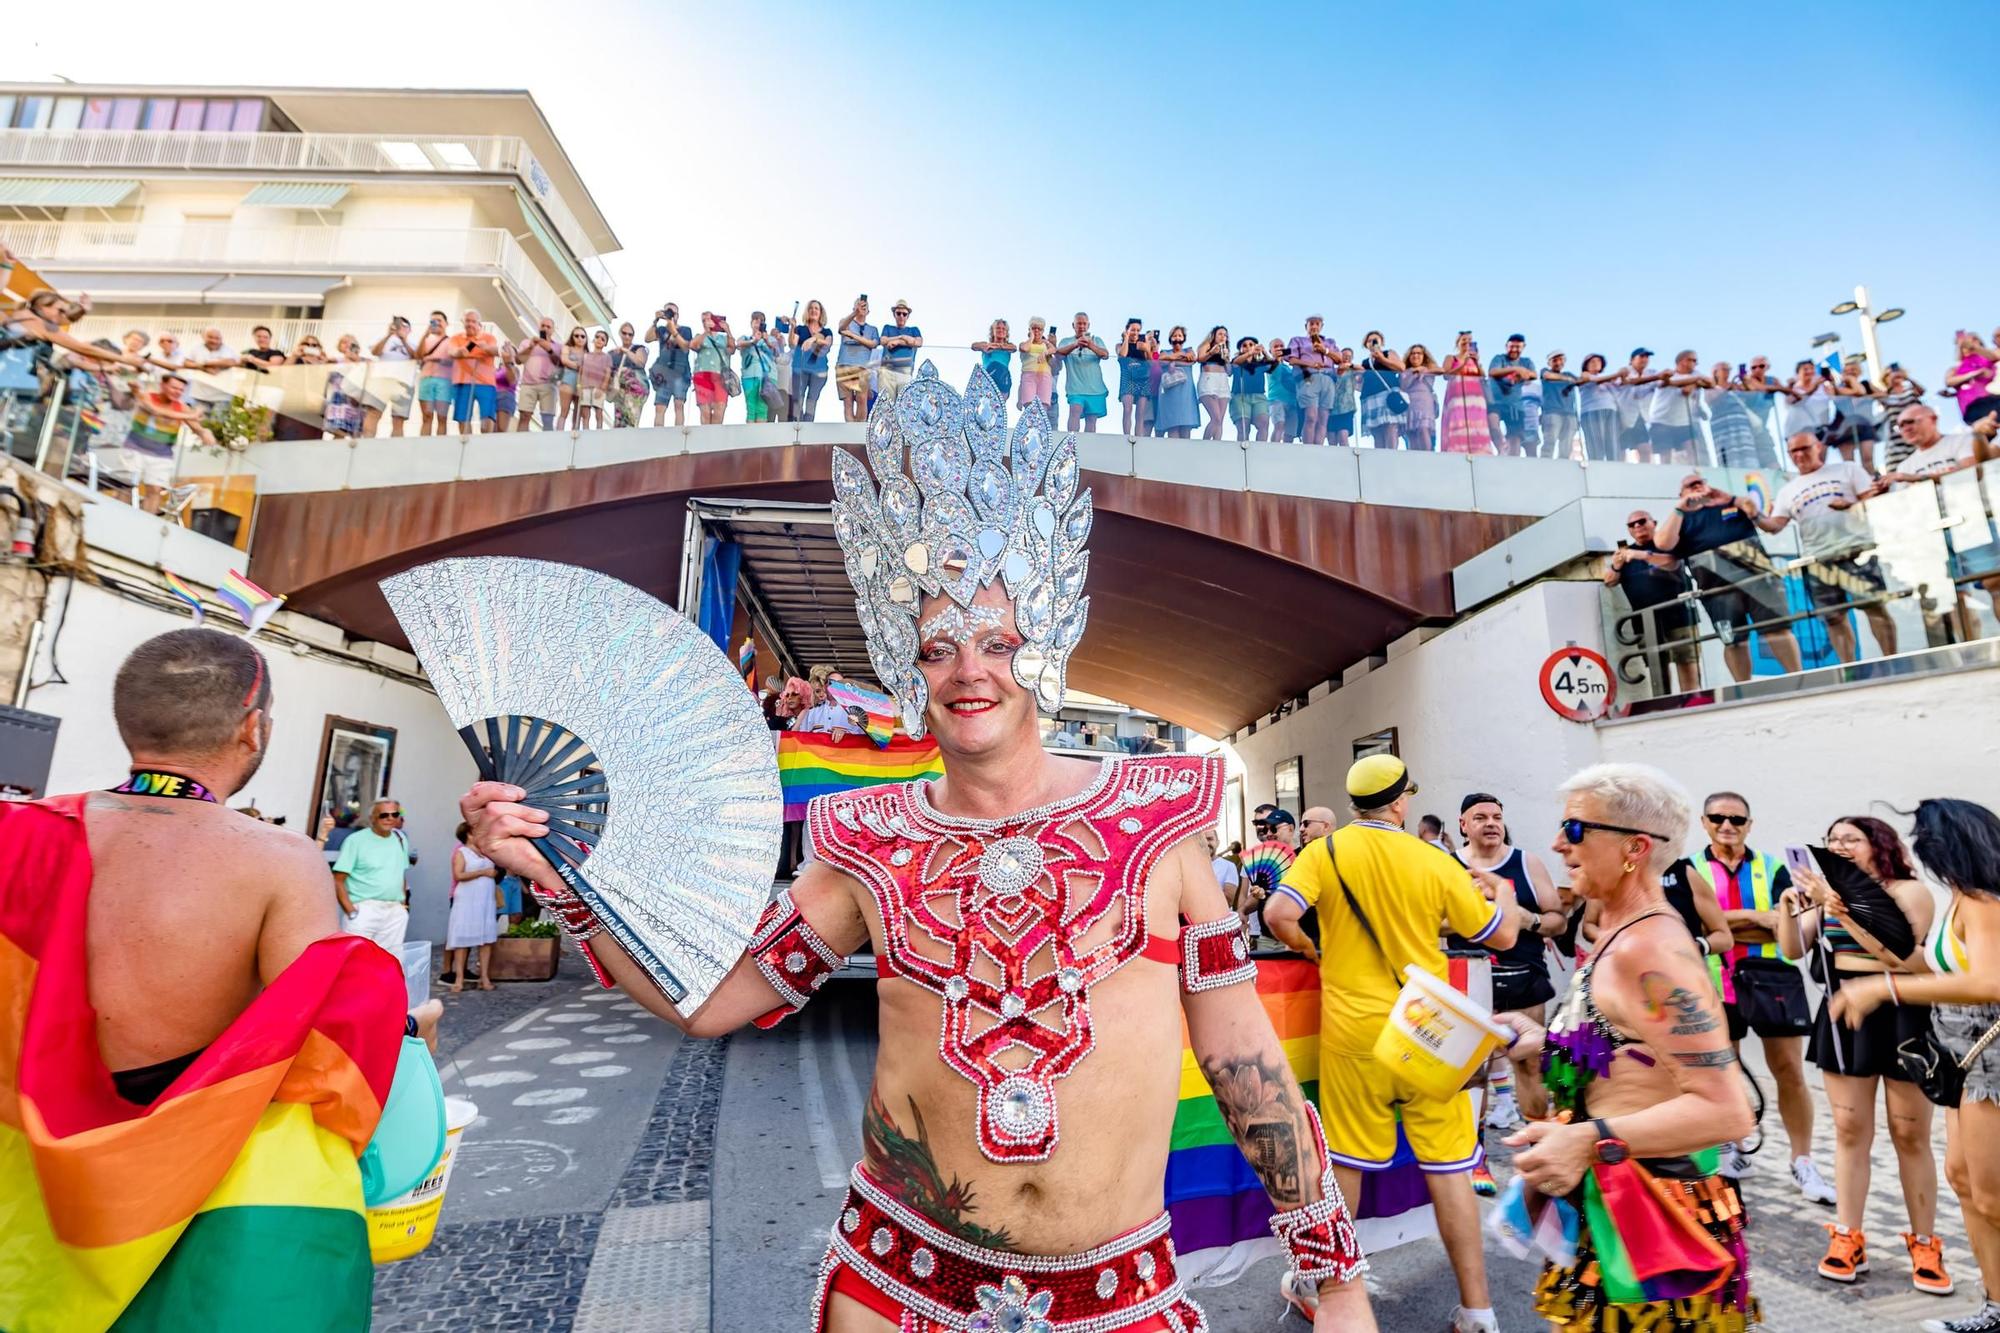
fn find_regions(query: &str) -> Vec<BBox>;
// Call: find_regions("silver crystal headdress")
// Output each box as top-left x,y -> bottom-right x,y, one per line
830,362 -> 1092,737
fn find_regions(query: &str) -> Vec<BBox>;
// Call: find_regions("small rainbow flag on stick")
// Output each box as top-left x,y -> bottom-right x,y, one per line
215,570 -> 285,635
162,570 -> 205,625
776,732 -> 942,819
826,680 -> 899,747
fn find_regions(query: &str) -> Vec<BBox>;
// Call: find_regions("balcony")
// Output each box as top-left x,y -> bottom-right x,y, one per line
0,221 -> 576,332
0,128 -> 613,310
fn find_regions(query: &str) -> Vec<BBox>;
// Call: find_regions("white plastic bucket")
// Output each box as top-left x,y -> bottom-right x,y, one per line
1372,965 -> 1513,1101
399,940 -> 431,1009
367,1095 -> 477,1263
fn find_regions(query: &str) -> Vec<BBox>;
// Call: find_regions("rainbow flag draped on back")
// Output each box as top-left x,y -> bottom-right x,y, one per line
777,731 -> 943,819
1167,955 -> 1490,1286
0,796 -> 405,1332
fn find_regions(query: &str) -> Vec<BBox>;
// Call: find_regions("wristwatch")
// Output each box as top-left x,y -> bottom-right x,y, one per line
1590,1117 -> 1629,1165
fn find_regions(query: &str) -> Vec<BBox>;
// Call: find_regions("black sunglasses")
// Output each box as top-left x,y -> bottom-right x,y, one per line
377,809 -> 404,819
1704,813 -> 1749,828
1559,818 -> 1666,845
1626,519 -> 1651,528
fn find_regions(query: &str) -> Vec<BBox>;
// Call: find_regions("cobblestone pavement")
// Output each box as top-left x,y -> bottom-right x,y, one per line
374,952 -> 1988,1332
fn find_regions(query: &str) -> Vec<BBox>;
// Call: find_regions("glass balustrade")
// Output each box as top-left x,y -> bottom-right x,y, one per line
1605,455 -> 2000,711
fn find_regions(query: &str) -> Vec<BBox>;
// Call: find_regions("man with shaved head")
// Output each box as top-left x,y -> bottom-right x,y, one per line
1604,509 -> 1699,695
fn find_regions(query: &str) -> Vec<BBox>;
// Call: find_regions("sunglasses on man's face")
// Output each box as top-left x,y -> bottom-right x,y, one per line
376,809 -> 404,820
1627,519 -> 1651,529
1705,813 -> 1749,828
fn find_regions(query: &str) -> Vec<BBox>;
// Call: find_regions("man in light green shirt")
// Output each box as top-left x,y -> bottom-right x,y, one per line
333,798 -> 412,954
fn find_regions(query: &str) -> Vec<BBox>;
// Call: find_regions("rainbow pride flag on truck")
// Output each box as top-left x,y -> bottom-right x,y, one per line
776,732 -> 943,819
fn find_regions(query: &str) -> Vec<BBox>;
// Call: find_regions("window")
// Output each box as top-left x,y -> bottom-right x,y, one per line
232,99 -> 265,132
111,98 -> 144,131
173,100 -> 205,132
202,101 -> 234,132
143,98 -> 177,130
433,141 -> 479,169
15,97 -> 52,130
50,97 -> 84,131
82,98 -> 113,130
0,99 -> 15,131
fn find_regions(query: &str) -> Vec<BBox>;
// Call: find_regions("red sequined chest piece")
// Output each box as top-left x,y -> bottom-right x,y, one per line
809,756 -> 1222,1163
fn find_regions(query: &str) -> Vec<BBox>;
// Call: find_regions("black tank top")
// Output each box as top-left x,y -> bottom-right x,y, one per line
1446,846 -> 1549,976
1660,860 -> 1706,942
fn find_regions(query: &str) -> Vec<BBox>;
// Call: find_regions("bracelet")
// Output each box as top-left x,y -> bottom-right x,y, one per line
1885,973 -> 1902,1006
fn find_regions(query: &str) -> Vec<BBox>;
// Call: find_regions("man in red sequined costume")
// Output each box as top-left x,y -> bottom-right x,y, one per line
463,372 -> 1374,1331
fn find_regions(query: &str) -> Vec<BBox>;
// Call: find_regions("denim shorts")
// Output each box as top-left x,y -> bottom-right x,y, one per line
1295,375 -> 1334,409
651,369 -> 690,404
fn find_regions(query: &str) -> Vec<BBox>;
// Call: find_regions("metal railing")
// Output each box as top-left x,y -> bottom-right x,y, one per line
1603,463 -> 2000,707
0,127 -> 613,306
6,222 -> 574,330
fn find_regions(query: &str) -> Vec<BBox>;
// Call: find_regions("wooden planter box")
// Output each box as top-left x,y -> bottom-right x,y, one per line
487,935 -> 559,982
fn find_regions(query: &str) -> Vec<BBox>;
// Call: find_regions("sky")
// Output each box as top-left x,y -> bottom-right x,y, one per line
13,2 -> 2000,385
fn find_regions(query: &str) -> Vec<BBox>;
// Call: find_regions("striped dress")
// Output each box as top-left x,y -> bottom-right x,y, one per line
1439,356 -> 1494,453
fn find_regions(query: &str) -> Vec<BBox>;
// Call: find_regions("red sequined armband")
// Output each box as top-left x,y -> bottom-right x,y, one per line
1268,1101 -> 1367,1287
1179,914 -> 1257,993
749,889 -> 844,1029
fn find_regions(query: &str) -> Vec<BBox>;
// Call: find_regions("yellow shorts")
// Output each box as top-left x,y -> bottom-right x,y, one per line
1317,1045 -> 1479,1172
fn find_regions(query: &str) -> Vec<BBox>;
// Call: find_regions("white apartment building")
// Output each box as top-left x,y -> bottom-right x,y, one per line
0,84 -> 619,352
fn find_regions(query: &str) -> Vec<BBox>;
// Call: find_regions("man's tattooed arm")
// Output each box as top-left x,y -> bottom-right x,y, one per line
1197,1050 -> 1309,1208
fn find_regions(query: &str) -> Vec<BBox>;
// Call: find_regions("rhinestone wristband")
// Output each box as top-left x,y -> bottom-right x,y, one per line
521,876 -> 612,988
1268,1101 -> 1368,1287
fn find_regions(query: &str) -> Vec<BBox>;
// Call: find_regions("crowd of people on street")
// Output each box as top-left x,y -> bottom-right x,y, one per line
1231,755 -> 2000,1333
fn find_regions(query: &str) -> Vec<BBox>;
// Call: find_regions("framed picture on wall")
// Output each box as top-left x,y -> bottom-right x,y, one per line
313,716 -> 398,832
1273,756 -> 1303,814
1352,727 -> 1399,761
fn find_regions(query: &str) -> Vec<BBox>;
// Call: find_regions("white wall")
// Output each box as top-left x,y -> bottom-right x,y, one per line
28,581 -> 476,945
1595,672 -> 2000,847
1229,580 -> 1607,855
1228,576 -> 2000,869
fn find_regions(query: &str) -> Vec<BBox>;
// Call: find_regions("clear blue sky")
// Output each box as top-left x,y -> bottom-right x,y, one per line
19,2 -> 1998,382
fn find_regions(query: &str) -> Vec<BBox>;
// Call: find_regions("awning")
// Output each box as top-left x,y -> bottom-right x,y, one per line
203,274 -> 345,304
0,178 -> 140,207
514,197 -> 612,325
238,182 -> 351,209
39,270 -> 216,303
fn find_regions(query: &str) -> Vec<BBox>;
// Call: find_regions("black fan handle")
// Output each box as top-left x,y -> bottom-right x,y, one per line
454,723 -> 689,1004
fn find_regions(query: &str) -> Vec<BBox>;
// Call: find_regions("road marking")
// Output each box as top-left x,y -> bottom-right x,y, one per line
552,1050 -> 614,1065
580,1065 -> 630,1078
514,1086 -> 589,1107
797,1017 -> 848,1191
464,1070 -> 536,1088
508,1037 -> 571,1051
825,1003 -> 867,1144
501,1006 -> 549,1034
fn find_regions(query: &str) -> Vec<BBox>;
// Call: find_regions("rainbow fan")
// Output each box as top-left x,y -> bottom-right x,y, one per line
1240,839 -> 1296,895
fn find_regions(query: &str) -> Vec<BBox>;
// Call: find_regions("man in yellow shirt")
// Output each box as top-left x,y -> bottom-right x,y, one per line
1266,755 -> 1522,1333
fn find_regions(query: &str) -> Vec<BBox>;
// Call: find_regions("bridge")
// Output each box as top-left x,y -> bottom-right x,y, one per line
241,425 -> 1675,736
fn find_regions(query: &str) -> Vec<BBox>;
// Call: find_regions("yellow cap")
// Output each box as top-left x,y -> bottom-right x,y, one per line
1347,754 -> 1416,806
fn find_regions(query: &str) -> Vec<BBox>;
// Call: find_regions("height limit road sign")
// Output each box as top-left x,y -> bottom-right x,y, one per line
1539,646 -> 1615,722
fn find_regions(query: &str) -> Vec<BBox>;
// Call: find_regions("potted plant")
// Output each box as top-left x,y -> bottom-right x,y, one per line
487,919 -> 561,982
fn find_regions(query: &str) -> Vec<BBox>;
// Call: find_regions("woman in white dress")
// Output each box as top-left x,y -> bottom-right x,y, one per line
446,821 -> 501,992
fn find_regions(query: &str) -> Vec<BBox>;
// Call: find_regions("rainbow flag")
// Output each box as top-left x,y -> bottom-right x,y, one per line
1741,471 -> 1770,514
777,731 -> 942,819
216,569 -> 285,635
1167,954 -> 1490,1287
826,680 -> 898,747
162,570 -> 206,625
0,795 -> 404,1333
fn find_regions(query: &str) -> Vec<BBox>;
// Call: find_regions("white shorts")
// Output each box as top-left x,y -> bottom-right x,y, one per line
117,448 -> 175,488
343,898 -> 409,956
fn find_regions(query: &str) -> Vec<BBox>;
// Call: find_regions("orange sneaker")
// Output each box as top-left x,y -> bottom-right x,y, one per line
1905,1232 -> 1956,1296
1818,1224 -> 1868,1282
1470,1162 -> 1498,1197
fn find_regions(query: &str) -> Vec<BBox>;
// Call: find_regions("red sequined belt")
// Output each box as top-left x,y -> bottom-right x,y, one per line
811,1166 -> 1207,1332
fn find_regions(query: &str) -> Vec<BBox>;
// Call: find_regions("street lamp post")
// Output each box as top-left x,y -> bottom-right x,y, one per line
1829,285 -> 1906,385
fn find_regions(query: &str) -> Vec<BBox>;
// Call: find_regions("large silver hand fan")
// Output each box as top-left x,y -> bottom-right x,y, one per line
381,556 -> 782,1010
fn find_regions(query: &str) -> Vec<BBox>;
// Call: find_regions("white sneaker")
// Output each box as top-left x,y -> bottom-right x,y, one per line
1484,1092 -> 1524,1131
1923,1300 -> 2000,1332
1793,1155 -> 1837,1205
1717,1143 -> 1752,1178
1450,1306 -> 1501,1333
